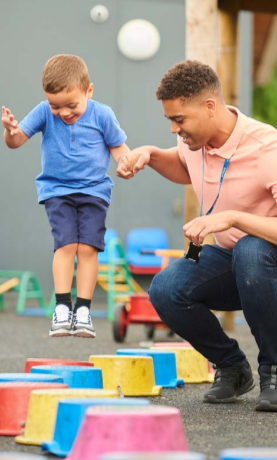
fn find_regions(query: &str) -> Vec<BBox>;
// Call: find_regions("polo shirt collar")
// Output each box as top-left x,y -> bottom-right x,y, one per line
76,99 -> 93,124
205,106 -> 248,159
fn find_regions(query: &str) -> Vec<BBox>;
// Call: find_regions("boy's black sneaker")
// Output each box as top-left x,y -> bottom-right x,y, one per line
255,364 -> 277,411
203,361 -> 255,403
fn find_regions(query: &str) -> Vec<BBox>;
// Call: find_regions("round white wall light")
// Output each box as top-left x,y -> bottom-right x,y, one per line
117,19 -> 161,61
90,5 -> 109,23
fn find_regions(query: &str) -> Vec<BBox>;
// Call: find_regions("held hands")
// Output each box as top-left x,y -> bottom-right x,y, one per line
183,211 -> 235,246
116,148 -> 151,180
2,106 -> 20,136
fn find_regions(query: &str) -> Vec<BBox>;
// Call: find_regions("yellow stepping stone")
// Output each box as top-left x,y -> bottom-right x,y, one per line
15,388 -> 117,446
89,355 -> 162,396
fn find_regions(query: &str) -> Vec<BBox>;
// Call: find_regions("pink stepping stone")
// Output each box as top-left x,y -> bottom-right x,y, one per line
68,405 -> 187,460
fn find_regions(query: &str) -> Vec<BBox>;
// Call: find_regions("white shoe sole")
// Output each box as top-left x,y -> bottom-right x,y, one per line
71,328 -> 96,338
49,328 -> 72,337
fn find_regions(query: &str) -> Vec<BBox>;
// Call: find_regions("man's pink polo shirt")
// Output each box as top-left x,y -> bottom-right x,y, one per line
178,106 -> 277,249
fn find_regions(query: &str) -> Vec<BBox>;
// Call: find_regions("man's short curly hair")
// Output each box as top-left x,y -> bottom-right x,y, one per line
156,60 -> 222,102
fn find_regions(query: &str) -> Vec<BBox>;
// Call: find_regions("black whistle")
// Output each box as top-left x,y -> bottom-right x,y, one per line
185,242 -> 202,263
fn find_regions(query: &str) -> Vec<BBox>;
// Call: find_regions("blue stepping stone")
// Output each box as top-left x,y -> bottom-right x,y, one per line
42,397 -> 150,457
31,365 -> 103,389
116,349 -> 184,388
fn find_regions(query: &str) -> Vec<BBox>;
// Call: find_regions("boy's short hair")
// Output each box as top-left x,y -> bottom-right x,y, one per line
42,54 -> 90,94
156,60 -> 223,102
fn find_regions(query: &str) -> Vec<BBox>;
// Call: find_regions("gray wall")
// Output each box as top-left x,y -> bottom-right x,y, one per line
0,0 -> 186,298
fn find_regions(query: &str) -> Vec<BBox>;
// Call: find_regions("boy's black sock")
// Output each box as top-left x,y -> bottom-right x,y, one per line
74,297 -> 91,312
55,292 -> 72,311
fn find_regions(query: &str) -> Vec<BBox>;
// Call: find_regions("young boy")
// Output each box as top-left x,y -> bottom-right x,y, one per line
2,54 -> 133,338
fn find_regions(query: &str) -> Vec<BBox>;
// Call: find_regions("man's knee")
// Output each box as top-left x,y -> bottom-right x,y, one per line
149,268 -> 190,316
233,235 -> 277,279
149,271 -> 166,311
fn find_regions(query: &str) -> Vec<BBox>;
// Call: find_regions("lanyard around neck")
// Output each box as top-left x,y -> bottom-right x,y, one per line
200,147 -> 230,217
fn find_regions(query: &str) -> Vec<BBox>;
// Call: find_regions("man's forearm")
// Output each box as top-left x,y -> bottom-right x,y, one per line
232,211 -> 277,246
147,145 -> 191,184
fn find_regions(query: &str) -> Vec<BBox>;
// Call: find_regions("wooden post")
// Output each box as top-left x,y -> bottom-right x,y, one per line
184,0 -> 218,248
218,4 -> 240,107
185,0 -> 240,331
255,15 -> 277,85
217,3 -> 240,331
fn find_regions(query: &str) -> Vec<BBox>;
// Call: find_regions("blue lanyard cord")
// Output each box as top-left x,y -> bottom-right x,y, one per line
200,147 -> 230,217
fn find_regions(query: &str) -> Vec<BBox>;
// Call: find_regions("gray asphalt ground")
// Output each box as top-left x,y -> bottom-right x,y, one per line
0,298 -> 276,460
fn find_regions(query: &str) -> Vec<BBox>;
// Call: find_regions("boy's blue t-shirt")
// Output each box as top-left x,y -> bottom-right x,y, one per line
19,99 -> 127,204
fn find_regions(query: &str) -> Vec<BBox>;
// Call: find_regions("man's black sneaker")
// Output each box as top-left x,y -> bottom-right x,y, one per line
255,364 -> 277,411
203,361 -> 255,403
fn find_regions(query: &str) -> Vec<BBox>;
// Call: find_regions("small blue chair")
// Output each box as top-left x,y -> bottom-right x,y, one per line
116,349 -> 184,388
126,228 -> 169,274
42,397 -> 150,457
30,365 -> 102,389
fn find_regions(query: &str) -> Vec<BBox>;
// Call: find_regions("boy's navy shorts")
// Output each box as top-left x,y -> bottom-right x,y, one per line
44,193 -> 109,252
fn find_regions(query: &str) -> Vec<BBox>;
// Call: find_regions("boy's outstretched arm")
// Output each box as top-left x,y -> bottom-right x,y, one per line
2,106 -> 28,149
117,145 -> 191,184
110,142 -> 134,179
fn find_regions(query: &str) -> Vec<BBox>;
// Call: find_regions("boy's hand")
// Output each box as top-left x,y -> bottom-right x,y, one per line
2,106 -> 20,136
116,149 -> 151,179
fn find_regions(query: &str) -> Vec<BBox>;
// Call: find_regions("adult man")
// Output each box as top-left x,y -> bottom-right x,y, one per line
117,60 -> 277,412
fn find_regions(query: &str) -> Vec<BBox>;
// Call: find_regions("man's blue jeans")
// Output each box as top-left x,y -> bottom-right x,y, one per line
149,235 -> 277,367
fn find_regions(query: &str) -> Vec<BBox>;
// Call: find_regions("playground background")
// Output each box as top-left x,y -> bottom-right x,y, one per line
1,1 -> 277,457
0,0 -> 259,299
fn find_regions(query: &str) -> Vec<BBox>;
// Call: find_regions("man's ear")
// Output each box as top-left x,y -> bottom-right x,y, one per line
87,83 -> 94,99
205,98 -> 216,117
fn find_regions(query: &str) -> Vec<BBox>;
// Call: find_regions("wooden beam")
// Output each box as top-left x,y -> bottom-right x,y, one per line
253,13 -> 273,80
255,16 -> 277,85
217,7 -> 240,106
219,0 -> 277,14
0,278 -> 20,295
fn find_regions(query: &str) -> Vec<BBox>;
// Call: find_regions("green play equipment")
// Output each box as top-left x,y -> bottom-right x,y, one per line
0,270 -> 47,315
106,238 -> 143,321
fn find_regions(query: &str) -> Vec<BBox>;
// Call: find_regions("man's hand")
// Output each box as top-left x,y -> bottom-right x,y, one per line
2,106 -> 20,136
183,211 -> 236,245
116,148 -> 151,179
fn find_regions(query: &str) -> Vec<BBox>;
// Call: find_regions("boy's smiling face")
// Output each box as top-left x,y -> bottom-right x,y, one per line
45,84 -> 93,124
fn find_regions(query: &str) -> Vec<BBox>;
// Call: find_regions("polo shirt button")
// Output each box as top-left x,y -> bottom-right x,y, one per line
71,138 -> 75,142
